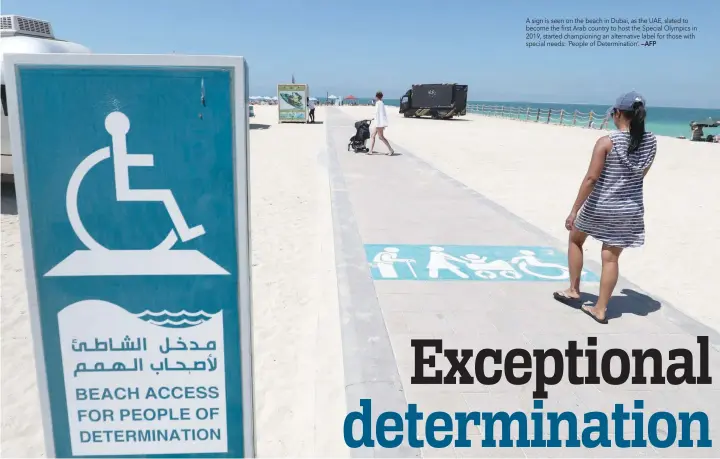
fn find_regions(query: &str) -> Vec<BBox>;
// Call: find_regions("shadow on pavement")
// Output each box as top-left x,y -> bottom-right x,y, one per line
363,152 -> 404,157
1,181 -> 17,215
580,288 -> 662,321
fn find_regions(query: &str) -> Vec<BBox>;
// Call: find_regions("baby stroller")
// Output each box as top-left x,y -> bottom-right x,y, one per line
348,119 -> 371,153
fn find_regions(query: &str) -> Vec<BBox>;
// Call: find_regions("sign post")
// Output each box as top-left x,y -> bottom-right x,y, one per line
4,54 -> 255,458
277,83 -> 308,123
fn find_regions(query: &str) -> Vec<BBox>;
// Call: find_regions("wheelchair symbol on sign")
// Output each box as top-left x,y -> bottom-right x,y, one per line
45,111 -> 229,277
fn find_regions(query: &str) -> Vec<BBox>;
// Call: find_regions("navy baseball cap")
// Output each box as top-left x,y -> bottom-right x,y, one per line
606,91 -> 646,116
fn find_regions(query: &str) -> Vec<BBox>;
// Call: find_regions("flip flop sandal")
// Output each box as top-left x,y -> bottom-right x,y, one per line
581,306 -> 608,324
553,291 -> 581,309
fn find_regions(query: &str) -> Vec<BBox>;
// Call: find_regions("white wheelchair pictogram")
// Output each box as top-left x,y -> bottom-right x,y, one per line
45,111 -> 229,277
509,250 -> 587,280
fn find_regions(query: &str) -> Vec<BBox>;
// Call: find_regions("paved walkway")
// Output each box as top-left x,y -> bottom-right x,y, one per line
325,108 -> 720,458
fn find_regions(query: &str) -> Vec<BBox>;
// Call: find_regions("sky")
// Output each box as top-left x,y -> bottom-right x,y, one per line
3,0 -> 718,108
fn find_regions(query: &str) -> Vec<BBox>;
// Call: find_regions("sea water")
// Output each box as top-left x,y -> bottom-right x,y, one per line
343,98 -> 718,139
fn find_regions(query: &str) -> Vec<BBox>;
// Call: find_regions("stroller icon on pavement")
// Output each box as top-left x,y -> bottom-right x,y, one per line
461,254 -> 521,279
45,111 -> 229,277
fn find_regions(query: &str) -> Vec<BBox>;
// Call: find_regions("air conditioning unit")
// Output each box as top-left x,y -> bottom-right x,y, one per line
0,15 -> 55,39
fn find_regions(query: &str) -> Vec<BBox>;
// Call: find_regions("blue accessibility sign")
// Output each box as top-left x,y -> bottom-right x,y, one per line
365,244 -> 599,282
5,54 -> 254,457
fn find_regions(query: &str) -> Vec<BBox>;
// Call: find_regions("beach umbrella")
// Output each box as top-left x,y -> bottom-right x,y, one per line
690,117 -> 719,127
328,95 -> 338,99
344,95 -> 357,100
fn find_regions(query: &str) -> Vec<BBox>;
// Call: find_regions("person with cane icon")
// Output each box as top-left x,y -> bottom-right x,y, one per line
371,247 -> 417,279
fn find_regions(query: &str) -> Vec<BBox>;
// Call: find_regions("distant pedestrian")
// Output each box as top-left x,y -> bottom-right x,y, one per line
368,91 -> 395,155
307,98 -> 316,123
691,123 -> 703,141
554,91 -> 657,324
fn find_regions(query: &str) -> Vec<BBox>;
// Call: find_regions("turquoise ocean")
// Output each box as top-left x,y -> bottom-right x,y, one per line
338,98 -> 719,139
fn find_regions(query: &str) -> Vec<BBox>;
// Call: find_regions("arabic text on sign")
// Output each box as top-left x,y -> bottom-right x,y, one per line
73,358 -> 143,377
72,336 -> 147,352
159,337 -> 217,354
149,356 -> 218,374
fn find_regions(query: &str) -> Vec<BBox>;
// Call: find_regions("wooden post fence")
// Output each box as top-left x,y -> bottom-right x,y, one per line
600,116 -> 609,130
475,105 -> 611,131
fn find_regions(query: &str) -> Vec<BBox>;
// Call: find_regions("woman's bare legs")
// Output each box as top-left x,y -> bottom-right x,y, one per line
368,128 -> 377,154
558,229 -> 587,299
583,244 -> 622,321
377,127 -> 395,155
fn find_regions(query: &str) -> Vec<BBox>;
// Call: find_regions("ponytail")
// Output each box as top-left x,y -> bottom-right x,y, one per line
627,101 -> 646,153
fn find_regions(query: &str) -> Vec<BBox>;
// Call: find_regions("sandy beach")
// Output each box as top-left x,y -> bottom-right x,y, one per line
2,104 -> 718,457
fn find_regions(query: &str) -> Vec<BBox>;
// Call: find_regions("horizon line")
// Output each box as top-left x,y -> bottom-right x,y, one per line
250,94 -> 718,111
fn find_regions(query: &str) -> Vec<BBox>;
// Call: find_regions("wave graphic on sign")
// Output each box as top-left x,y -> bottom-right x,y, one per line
135,309 -> 217,328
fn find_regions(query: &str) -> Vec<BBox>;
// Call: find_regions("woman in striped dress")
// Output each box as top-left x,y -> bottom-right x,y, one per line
554,91 -> 657,324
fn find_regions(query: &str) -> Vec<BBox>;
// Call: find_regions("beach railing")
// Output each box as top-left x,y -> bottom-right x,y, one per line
466,104 -> 610,130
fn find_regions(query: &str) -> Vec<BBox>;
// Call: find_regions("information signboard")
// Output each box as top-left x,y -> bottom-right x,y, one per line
277,83 -> 308,122
4,53 -> 255,458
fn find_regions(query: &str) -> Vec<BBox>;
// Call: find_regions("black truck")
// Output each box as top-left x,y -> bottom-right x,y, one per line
399,84 -> 468,119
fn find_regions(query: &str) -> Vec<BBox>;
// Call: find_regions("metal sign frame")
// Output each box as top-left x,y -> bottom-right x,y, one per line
4,53 -> 255,458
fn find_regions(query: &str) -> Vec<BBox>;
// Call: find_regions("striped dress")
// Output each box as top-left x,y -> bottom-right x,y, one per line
574,130 -> 657,248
